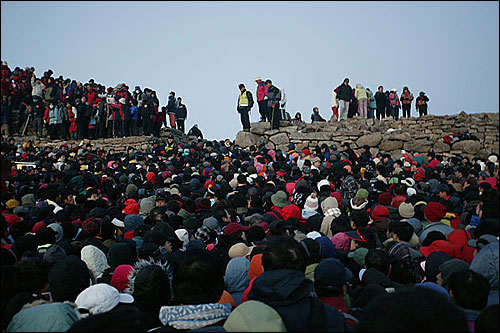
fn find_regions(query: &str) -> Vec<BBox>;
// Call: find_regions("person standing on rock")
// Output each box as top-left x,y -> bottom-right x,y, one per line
176,97 -> 187,133
255,77 -> 268,122
375,86 -> 387,120
236,83 -> 254,132
331,87 -> 339,121
355,83 -> 369,118
416,91 -> 429,117
336,78 -> 354,121
266,79 -> 281,130
388,89 -> 401,120
166,91 -> 178,129
400,86 -> 414,118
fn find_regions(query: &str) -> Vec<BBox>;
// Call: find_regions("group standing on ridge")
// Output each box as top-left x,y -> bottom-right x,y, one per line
236,76 -> 430,131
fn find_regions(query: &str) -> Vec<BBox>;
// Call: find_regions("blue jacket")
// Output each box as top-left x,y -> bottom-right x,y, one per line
247,269 -> 347,331
130,105 -> 139,120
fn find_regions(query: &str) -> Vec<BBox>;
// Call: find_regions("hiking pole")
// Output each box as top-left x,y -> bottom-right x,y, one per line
22,113 -> 31,136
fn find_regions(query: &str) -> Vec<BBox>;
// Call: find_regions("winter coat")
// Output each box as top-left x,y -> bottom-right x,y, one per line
81,245 -> 110,279
331,89 -> 338,107
418,221 -> 454,245
56,105 -> 67,124
224,257 -> 250,305
375,91 -> 387,108
256,81 -> 268,102
247,269 -> 348,332
470,243 -> 499,307
30,76 -> 44,98
311,112 -> 326,122
336,83 -> 354,101
388,92 -> 401,108
129,105 -> 139,120
176,102 -> 187,120
6,302 -> 79,332
44,83 -> 58,103
77,102 -> 92,122
43,106 -> 58,125
368,89 -> 377,109
355,84 -> 369,100
266,85 -> 281,108
67,106 -> 77,133
166,96 -> 178,115
121,103 -> 131,121
400,91 -> 414,105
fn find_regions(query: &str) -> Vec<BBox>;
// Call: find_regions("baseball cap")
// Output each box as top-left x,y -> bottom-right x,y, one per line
345,228 -> 368,243
228,242 -> 254,258
223,222 -> 250,236
75,283 -> 134,316
314,258 -> 353,291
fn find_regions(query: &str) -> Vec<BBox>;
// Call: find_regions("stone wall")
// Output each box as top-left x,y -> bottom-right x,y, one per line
235,112 -> 499,160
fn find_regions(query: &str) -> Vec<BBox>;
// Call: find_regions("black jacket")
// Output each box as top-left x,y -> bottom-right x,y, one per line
236,90 -> 254,113
311,112 -> 326,122
77,102 -> 92,121
336,83 -> 354,101
375,91 -> 387,108
176,103 -> 187,119
166,96 -> 178,114
266,85 -> 281,108
247,269 -> 347,332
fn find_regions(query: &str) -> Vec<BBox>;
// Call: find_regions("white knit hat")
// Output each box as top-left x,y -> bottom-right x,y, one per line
304,194 -> 319,210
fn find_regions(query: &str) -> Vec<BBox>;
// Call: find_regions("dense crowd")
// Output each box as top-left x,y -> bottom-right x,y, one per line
235,77 -> 430,131
1,126 -> 499,331
0,61 -> 191,141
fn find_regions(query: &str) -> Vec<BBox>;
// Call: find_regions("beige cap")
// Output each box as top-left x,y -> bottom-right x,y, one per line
228,242 -> 254,259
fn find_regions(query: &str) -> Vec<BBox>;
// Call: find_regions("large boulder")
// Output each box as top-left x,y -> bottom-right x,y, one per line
388,132 -> 412,142
289,132 -> 332,141
403,140 -> 432,153
234,131 -> 259,148
356,133 -> 382,147
452,140 -> 481,154
432,141 -> 450,153
379,140 -> 403,152
269,133 -> 289,145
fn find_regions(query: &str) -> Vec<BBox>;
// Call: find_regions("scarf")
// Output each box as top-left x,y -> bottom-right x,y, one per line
159,303 -> 232,330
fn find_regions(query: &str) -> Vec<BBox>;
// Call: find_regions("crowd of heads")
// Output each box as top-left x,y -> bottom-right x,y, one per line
1,65 -> 499,331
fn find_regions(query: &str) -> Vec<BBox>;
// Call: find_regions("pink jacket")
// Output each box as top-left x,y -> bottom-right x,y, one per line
256,82 -> 268,102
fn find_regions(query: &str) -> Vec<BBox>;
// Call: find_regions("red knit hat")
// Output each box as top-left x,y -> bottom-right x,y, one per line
124,203 -> 140,215
414,167 -> 426,181
31,221 -> 47,233
124,199 -> 137,207
371,205 -> 389,221
110,265 -> 134,293
378,192 -> 392,206
5,214 -> 21,227
424,202 -> 447,222
146,172 -> 156,183
123,231 -> 135,239
331,192 -> 343,208
302,149 -> 310,156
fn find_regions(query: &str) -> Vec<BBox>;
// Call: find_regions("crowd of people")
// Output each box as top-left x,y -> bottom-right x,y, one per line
236,76 -> 430,131
1,125 -> 498,331
0,61 -> 191,140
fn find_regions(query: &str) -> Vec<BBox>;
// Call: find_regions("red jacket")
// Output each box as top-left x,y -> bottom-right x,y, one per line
256,82 -> 268,102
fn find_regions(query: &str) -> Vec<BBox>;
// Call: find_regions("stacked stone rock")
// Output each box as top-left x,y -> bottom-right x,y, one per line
235,112 -> 499,160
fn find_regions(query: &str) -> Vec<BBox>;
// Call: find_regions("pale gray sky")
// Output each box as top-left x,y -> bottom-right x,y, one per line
2,1 -> 499,140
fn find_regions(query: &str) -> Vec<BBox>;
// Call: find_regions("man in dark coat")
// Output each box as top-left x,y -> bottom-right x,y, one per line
176,97 -> 187,133
335,78 -> 353,121
265,79 -> 281,130
247,237 -> 348,331
375,85 -> 387,120
77,96 -> 92,139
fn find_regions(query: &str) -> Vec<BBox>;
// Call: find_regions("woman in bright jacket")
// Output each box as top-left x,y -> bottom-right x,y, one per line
367,88 -> 377,119
388,89 -> 401,120
66,101 -> 78,140
400,86 -> 414,118
355,84 -> 369,118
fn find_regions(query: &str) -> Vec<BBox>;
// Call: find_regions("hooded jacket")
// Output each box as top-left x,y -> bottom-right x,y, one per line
247,269 -> 347,331
470,243 -> 499,307
81,245 -> 110,279
6,301 -> 79,332
224,257 -> 250,305
355,84 -> 368,100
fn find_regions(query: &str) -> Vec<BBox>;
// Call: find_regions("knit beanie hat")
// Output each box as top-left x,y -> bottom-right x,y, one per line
398,202 -> 415,219
424,202 -> 447,222
371,205 -> 389,221
305,194 -> 319,210
355,189 -> 369,200
378,192 -> 392,206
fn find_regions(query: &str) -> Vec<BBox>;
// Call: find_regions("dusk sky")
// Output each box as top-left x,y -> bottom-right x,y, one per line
2,1 -> 499,140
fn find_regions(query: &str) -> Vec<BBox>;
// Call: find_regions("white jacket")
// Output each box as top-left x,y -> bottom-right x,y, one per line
331,90 -> 338,107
